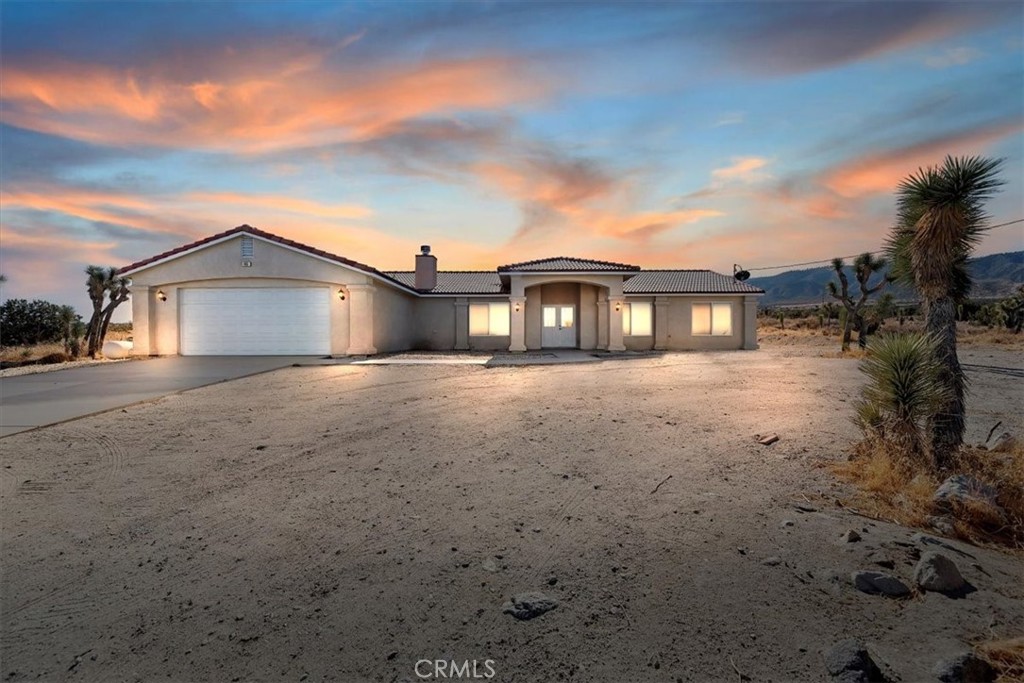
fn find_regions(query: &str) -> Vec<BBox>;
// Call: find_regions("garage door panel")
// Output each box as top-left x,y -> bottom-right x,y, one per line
180,288 -> 330,355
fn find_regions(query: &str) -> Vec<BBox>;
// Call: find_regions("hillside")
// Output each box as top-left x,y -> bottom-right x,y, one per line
750,251 -> 1023,307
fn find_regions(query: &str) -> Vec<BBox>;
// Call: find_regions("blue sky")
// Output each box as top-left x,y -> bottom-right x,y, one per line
1,1 -> 1021,315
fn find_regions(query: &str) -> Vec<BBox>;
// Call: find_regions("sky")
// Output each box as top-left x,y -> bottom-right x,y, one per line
1,0 -> 1022,317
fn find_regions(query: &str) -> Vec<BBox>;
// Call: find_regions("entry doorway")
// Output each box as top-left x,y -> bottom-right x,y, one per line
541,305 -> 576,348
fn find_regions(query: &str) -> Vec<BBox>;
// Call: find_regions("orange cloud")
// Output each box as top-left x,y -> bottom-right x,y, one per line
0,187 -> 180,235
0,50 -> 551,152
711,156 -> 770,182
184,192 -> 372,220
823,119 -> 1024,198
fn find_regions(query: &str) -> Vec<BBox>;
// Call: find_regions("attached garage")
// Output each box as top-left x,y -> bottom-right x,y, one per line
179,288 -> 331,355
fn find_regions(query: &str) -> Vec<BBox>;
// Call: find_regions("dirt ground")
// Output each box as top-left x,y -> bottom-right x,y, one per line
1,346 -> 1022,682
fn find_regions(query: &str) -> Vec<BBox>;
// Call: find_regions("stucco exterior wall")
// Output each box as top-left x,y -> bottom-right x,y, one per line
372,284 -> 417,353
413,298 -> 456,350
128,235 -> 381,356
125,232 -> 760,355
653,295 -> 749,351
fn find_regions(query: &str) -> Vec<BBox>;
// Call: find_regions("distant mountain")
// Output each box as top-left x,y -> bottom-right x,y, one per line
749,251 -> 1023,307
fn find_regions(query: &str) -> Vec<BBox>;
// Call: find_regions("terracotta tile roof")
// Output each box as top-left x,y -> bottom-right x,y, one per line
117,226 -> 762,296
497,256 -> 640,272
117,225 -> 417,292
385,271 -> 505,295
624,270 -> 765,294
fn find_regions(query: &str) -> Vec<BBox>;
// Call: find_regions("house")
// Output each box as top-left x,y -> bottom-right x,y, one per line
119,225 -> 763,356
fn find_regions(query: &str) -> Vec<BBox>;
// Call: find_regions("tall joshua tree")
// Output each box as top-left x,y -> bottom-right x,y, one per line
827,253 -> 890,351
886,155 -> 1003,469
84,266 -> 131,358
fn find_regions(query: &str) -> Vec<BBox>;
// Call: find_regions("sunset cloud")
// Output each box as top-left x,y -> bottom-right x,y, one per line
711,157 -> 771,183
823,118 -> 1023,198
184,193 -> 372,220
924,46 -> 982,69
0,53 -> 550,152
0,1 -> 1020,314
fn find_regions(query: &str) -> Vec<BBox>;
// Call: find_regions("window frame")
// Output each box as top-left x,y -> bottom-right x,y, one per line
691,302 -> 733,337
622,301 -> 653,336
469,302 -> 511,336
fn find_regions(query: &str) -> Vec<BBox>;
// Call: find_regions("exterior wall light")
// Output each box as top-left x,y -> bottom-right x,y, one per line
338,289 -> 346,301
157,290 -> 167,302
513,301 -> 520,313
614,302 -> 622,313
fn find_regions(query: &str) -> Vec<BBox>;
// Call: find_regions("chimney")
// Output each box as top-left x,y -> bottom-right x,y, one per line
415,244 -> 437,290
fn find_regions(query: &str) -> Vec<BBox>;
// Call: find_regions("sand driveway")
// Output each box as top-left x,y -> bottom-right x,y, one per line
1,348 -> 1021,681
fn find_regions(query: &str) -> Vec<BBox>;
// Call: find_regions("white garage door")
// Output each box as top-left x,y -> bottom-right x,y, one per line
180,288 -> 331,355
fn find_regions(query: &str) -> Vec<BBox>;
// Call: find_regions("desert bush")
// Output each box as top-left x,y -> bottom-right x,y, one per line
855,333 -> 949,468
976,637 -> 1024,681
0,299 -> 67,346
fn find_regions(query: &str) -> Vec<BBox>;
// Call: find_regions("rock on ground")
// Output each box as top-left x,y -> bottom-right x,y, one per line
825,639 -> 888,682
915,552 -> 966,593
984,431 -> 1018,453
502,592 -> 559,620
934,651 -> 995,683
851,571 -> 910,598
933,475 -> 1004,523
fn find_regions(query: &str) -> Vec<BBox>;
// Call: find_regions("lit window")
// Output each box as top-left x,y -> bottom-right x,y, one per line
692,303 -> 732,336
470,303 -> 510,336
622,302 -> 652,336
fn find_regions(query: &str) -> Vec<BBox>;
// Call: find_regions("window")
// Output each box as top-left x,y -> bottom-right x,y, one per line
622,302 -> 652,336
692,303 -> 732,336
469,303 -> 510,336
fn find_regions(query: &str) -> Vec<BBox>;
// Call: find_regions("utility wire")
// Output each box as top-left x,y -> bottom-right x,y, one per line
745,218 -> 1024,273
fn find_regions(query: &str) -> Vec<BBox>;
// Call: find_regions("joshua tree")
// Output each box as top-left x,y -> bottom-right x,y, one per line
84,266 -> 131,358
57,305 -> 83,358
999,285 -> 1024,333
856,333 -> 949,467
827,253 -> 890,351
886,155 -> 1003,469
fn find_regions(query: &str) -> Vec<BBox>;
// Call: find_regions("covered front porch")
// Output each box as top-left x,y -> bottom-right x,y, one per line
506,274 -> 630,352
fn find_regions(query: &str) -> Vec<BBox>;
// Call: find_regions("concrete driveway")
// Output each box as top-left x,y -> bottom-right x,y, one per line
0,356 -> 316,437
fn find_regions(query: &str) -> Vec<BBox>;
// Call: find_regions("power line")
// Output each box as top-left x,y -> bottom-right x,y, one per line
746,218 -> 1024,273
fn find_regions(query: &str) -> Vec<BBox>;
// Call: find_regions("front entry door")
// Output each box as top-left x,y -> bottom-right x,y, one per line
541,305 -> 576,348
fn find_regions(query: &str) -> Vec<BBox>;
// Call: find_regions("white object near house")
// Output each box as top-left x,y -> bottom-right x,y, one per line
102,340 -> 134,359
119,225 -> 764,356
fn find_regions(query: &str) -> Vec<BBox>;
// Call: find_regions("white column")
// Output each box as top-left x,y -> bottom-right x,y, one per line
509,296 -> 527,352
347,284 -> 377,355
654,297 -> 669,350
454,298 -> 469,350
131,287 -> 152,356
596,294 -> 609,350
743,295 -> 759,350
608,296 -> 626,352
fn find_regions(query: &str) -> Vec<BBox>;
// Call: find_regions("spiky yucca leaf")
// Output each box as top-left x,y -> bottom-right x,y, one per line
887,155 -> 1003,301
855,333 -> 950,465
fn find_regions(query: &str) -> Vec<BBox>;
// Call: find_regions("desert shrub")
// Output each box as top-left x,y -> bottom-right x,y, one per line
976,637 -> 1024,681
854,333 -> 949,468
0,299 -> 67,346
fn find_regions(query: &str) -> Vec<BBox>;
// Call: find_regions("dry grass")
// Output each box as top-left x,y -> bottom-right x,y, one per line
0,342 -> 67,364
758,318 -> 1024,352
0,324 -> 133,364
833,441 -> 1024,549
976,637 -> 1024,682
106,323 -> 133,341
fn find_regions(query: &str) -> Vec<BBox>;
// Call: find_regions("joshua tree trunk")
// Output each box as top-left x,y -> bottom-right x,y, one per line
855,314 -> 868,349
86,301 -> 104,358
839,307 -> 852,351
925,296 -> 964,470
